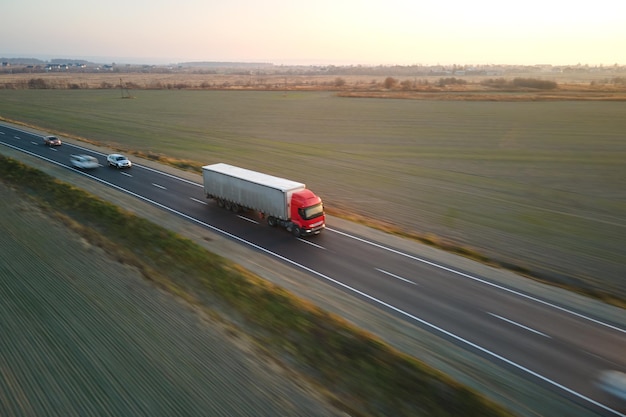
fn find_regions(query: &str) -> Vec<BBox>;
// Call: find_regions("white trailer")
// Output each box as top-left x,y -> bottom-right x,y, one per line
202,163 -> 325,236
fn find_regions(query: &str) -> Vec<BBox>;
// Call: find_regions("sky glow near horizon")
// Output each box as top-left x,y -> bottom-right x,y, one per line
2,0 -> 625,66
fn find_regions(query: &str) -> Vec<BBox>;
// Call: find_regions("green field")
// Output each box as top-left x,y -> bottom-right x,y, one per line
1,89 -> 625,300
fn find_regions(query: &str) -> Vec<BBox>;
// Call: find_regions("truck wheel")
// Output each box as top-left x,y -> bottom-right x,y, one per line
217,199 -> 225,208
224,201 -> 232,211
292,226 -> 301,237
267,216 -> 277,227
231,204 -> 241,213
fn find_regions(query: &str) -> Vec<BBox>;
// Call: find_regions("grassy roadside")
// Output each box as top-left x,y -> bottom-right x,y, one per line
0,154 -> 515,417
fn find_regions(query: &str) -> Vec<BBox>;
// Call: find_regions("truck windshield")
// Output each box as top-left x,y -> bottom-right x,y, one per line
301,203 -> 324,220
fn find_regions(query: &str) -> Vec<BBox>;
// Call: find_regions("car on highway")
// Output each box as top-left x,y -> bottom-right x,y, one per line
597,370 -> 626,402
43,135 -> 62,146
107,153 -> 132,169
70,154 -> 99,170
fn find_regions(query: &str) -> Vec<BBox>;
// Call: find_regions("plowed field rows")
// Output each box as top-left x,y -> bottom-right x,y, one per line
0,184 -> 342,417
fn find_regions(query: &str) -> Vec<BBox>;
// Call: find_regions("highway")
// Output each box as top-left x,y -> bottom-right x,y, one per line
1,123 -> 625,416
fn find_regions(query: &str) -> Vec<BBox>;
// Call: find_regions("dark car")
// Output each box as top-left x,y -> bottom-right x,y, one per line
43,135 -> 62,146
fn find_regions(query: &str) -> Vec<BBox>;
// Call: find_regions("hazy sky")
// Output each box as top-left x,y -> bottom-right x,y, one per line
3,0 -> 625,65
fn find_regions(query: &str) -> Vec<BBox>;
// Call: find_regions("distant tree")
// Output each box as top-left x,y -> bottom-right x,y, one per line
400,79 -> 413,90
384,77 -> 398,89
334,77 -> 346,87
27,78 -> 49,89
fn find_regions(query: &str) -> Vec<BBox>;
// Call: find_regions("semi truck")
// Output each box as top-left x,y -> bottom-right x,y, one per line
202,163 -> 325,237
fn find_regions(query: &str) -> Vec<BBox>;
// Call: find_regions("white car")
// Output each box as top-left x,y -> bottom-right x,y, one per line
597,370 -> 626,402
107,153 -> 132,169
70,154 -> 99,169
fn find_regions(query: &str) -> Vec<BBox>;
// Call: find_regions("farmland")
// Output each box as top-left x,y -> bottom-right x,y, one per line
0,87 -> 625,303
0,157 -> 514,417
0,182 -> 346,417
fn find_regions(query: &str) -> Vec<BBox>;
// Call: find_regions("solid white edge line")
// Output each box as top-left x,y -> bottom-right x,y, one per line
488,312 -> 550,338
328,227 -> 626,335
2,135 -> 624,416
376,268 -> 416,285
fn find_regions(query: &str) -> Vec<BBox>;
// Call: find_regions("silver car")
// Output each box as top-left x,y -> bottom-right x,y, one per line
107,153 -> 132,169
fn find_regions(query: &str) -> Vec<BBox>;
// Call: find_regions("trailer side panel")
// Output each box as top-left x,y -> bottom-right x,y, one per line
202,163 -> 305,220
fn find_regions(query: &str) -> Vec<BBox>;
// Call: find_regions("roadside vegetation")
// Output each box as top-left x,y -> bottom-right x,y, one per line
0,155 -> 514,417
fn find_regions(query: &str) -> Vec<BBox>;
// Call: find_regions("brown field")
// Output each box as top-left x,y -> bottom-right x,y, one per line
2,70 -> 626,101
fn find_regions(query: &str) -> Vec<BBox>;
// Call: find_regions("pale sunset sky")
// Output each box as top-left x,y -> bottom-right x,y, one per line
2,0 -> 624,65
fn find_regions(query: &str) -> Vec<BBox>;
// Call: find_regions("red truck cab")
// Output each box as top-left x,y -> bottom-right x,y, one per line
290,189 -> 325,236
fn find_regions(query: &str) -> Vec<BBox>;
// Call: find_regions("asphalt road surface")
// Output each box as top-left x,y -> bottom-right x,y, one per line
2,123 -> 625,416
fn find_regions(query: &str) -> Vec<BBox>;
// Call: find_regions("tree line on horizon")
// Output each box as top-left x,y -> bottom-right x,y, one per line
2,76 -> 563,91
